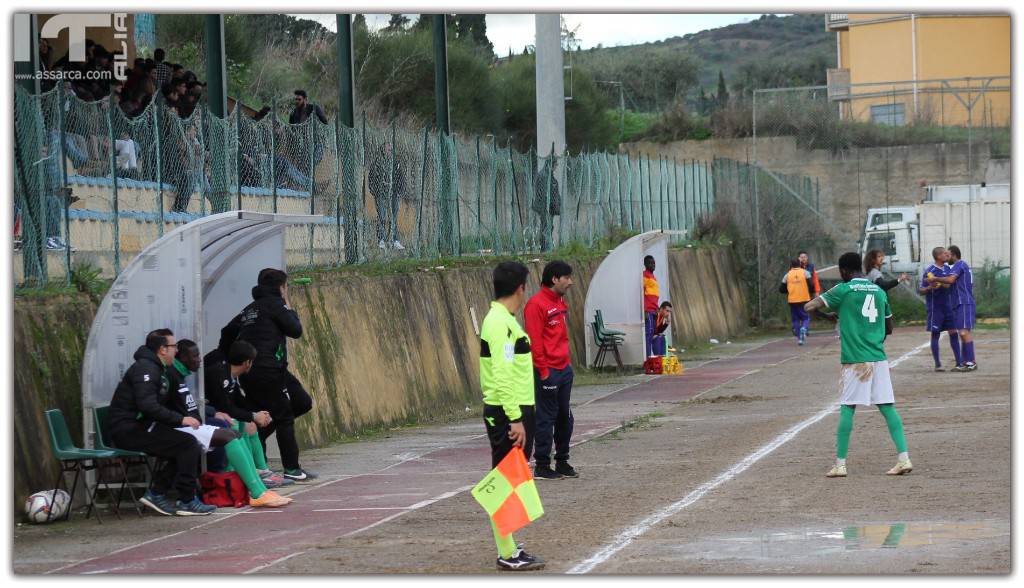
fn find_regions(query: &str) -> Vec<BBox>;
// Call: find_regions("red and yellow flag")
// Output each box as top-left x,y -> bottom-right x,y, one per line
471,446 -> 544,536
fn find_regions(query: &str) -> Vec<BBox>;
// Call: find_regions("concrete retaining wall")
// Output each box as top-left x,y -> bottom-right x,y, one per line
13,246 -> 747,515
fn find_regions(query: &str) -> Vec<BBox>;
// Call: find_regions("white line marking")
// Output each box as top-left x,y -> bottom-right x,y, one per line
44,510 -> 248,574
568,339 -> 930,574
566,403 -> 838,574
244,551 -> 307,575
312,507 -> 410,512
151,552 -> 198,561
907,403 -> 1009,412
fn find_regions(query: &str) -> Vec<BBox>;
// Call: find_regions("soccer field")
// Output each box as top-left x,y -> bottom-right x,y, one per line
13,328 -> 1010,575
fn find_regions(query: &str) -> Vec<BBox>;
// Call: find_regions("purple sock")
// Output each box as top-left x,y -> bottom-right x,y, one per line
948,332 -> 962,365
930,332 -> 941,367
964,341 -> 975,363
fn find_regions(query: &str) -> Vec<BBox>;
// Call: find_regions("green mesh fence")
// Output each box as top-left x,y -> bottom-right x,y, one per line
15,85 -> 727,287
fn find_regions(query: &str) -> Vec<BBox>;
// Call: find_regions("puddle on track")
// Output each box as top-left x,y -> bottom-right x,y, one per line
659,520 -> 1009,561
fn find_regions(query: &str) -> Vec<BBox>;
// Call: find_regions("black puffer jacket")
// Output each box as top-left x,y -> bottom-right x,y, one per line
108,346 -> 184,432
202,349 -> 254,423
220,285 -> 303,370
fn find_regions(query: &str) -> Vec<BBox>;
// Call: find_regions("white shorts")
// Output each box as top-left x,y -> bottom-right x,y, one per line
175,424 -> 219,452
838,361 -> 895,406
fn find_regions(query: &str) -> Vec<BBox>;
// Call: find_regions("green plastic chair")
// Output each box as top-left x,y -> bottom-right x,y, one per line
93,406 -> 151,518
594,310 -> 626,338
592,321 -> 624,372
44,409 -> 118,523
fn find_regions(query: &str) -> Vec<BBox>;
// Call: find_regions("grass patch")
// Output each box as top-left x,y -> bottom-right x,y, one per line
597,410 -> 665,442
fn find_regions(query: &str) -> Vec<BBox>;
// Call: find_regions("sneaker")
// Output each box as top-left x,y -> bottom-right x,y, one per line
496,550 -> 546,571
283,468 -> 319,483
965,362 -> 978,371
261,476 -> 293,489
886,459 -> 913,476
250,490 -> 292,508
953,364 -> 969,372
533,465 -> 563,480
826,464 -> 847,478
934,365 -> 945,372
799,327 -> 807,346
393,240 -> 405,250
45,237 -> 65,250
260,470 -> 295,487
174,497 -> 216,516
555,461 -> 579,478
139,490 -> 175,516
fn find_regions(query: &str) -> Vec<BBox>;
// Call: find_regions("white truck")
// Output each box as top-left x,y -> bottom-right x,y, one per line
859,183 -> 1010,276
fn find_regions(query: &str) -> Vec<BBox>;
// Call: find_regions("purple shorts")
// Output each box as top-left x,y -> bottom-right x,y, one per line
952,303 -> 976,331
927,306 -> 956,333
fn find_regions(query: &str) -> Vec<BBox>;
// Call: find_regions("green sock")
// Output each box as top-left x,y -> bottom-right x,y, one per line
877,404 -> 908,454
491,520 -> 517,559
224,438 -> 268,499
836,404 -> 856,460
242,424 -> 269,471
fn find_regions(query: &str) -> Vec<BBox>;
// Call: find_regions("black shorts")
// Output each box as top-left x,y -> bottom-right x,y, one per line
483,404 -> 535,468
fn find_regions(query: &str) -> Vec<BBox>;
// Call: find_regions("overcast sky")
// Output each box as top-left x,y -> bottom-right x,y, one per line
291,13 -> 765,53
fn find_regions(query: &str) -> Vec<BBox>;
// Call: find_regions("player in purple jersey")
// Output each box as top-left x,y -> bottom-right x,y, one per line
927,245 -> 976,371
918,247 -> 962,371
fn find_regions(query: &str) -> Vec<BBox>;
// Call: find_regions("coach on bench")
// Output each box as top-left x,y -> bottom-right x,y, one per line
107,328 -> 216,517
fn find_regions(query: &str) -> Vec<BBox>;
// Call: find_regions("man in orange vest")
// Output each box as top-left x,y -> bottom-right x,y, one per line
780,258 -> 814,345
642,255 -> 660,357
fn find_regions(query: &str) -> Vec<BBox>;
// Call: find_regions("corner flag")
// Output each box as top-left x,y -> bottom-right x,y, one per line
471,446 -> 544,536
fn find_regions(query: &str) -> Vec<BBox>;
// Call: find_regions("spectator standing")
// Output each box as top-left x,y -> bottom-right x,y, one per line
524,261 -> 577,480
642,255 -> 660,357
153,48 -> 172,89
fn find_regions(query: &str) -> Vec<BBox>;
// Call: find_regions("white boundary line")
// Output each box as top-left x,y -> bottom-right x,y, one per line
243,551 -> 307,575
567,339 -> 931,574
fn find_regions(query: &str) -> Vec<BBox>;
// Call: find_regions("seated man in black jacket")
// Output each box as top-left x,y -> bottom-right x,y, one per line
203,340 -> 291,487
220,269 -> 315,482
107,329 -> 215,516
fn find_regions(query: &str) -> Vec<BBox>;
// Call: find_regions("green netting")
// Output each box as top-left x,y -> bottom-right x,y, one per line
15,86 -> 726,287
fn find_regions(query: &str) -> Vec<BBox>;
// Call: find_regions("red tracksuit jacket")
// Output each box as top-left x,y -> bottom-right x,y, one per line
524,286 -> 570,380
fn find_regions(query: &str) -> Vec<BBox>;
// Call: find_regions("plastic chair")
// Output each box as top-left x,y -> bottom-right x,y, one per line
594,309 -> 626,338
93,406 -> 152,518
592,321 -> 624,372
44,409 -> 118,523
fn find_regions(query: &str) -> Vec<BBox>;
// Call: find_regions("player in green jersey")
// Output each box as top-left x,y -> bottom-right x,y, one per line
805,252 -> 912,478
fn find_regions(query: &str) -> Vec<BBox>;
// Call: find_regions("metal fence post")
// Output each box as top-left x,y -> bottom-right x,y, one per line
106,93 -> 121,275
56,86 -> 71,284
415,127 -> 428,258
270,98 -> 278,213
154,100 -> 164,238
235,100 -> 242,211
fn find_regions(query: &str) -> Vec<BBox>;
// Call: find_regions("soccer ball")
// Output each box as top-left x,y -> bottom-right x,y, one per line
24,489 -> 71,523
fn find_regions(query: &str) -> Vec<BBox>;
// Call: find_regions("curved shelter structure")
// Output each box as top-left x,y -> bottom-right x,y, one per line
584,230 -> 680,367
80,211 -> 320,446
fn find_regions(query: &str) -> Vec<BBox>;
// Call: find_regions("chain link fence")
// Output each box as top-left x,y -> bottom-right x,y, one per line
738,75 -> 1009,325
14,86 -> 721,287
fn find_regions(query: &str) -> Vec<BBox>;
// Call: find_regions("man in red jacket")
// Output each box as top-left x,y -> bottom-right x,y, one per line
524,260 -> 577,480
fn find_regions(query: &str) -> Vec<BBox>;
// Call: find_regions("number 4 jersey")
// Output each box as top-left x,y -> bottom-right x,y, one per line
821,278 -> 893,364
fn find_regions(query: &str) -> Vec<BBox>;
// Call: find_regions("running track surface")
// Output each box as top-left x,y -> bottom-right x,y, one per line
51,335 -> 833,574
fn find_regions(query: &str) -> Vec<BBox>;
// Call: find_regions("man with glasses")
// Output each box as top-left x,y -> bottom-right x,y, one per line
108,329 -> 216,516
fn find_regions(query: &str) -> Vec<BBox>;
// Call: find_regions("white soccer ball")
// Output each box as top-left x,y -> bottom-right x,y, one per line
24,489 -> 71,523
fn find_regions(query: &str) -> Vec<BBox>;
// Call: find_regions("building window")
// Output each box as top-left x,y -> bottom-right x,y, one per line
870,103 -> 906,126
865,232 -> 897,256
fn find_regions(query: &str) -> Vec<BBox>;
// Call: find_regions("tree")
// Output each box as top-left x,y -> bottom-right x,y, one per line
450,14 -> 493,57
386,14 -> 410,32
716,70 -> 729,108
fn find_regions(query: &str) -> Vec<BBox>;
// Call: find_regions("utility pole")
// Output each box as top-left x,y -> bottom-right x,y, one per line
598,81 -> 625,142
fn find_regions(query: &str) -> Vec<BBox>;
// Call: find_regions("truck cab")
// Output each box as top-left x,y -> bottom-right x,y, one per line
860,206 -> 920,274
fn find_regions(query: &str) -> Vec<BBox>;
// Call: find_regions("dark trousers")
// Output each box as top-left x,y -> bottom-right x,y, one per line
533,365 -> 574,467
644,311 -> 657,357
111,421 -> 203,501
240,367 -> 313,471
789,303 -> 810,337
483,404 -> 535,469
204,416 -> 232,472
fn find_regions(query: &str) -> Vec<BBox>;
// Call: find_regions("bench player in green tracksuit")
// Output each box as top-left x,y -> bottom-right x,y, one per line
805,252 -> 912,478
479,261 -> 545,571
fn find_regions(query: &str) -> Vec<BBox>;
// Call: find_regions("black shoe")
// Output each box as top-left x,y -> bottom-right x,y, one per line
555,461 -> 579,478
965,362 -> 978,371
934,365 -> 945,372
533,465 -> 563,480
496,550 -> 546,571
